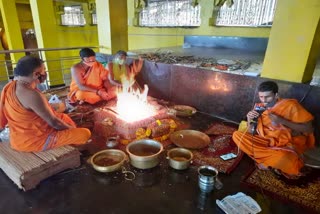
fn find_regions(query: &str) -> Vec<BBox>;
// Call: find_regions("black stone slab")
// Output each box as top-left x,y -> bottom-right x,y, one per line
170,65 -> 258,122
136,60 -> 172,100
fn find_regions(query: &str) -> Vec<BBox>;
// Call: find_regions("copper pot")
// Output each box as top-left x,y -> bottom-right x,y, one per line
126,139 -> 163,169
91,149 -> 127,173
167,148 -> 193,170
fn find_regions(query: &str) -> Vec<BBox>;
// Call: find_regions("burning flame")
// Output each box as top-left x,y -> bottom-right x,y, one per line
115,74 -> 156,122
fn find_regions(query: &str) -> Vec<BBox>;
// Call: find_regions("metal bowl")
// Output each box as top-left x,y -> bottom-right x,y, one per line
91,149 -> 127,173
126,139 -> 163,169
167,148 -> 193,170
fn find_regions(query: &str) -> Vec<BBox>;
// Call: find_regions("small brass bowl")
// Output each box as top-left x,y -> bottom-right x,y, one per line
91,149 -> 127,173
167,148 -> 193,170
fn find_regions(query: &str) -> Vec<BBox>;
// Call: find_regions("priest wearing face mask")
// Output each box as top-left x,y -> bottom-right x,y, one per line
0,56 -> 91,152
68,48 -> 117,104
107,50 -> 143,87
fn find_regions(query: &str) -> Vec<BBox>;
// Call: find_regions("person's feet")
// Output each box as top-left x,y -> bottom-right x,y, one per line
256,163 -> 268,170
280,171 -> 301,180
265,166 -> 316,186
269,167 -> 307,180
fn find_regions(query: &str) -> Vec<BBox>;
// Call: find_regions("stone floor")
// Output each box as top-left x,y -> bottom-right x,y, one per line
0,112 -> 314,214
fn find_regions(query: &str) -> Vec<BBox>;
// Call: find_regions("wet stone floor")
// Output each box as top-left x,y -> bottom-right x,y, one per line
0,113 -> 310,214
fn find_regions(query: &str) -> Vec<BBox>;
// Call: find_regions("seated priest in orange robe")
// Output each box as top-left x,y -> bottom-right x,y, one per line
232,81 -> 314,178
0,56 -> 91,152
107,50 -> 144,87
68,48 -> 117,104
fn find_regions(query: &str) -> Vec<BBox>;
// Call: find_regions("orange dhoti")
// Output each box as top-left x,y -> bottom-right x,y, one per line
233,131 -> 304,175
41,113 -> 91,151
232,99 -> 315,175
71,87 -> 117,105
68,62 -> 116,104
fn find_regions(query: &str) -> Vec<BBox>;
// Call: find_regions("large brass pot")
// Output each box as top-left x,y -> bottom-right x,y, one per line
126,139 -> 163,169
167,148 -> 193,170
91,149 -> 127,173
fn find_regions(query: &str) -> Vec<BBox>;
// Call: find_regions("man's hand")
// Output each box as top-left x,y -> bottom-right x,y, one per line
97,89 -> 110,100
247,110 -> 260,122
268,112 -> 313,134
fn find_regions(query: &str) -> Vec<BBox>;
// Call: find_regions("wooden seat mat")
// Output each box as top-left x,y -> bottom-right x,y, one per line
0,142 -> 80,191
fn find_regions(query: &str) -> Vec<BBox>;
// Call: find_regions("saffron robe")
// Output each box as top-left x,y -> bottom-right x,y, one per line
232,99 -> 314,175
0,81 -> 91,152
68,62 -> 109,104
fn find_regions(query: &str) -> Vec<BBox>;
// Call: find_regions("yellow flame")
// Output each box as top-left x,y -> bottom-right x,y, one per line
115,74 -> 156,123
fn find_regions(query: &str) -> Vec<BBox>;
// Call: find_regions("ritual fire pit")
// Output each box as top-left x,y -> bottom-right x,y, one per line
93,82 -> 174,142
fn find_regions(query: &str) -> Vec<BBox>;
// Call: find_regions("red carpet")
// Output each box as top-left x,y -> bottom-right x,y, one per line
242,168 -> 320,213
192,122 -> 243,174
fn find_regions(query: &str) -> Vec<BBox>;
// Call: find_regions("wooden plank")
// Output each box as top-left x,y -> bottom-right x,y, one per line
0,143 -> 45,173
0,143 -> 45,189
0,143 -> 81,191
21,154 -> 80,191
33,146 -> 78,162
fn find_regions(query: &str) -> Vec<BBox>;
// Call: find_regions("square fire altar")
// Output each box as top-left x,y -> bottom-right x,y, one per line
93,84 -> 175,142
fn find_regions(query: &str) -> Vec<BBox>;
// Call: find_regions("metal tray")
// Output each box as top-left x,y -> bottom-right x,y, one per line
169,130 -> 210,149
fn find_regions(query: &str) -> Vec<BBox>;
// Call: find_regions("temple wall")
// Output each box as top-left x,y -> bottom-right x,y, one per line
136,61 -> 320,142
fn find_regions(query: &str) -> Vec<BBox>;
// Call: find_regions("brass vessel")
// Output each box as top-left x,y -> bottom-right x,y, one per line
126,139 -> 163,169
167,148 -> 193,170
91,149 -> 127,173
